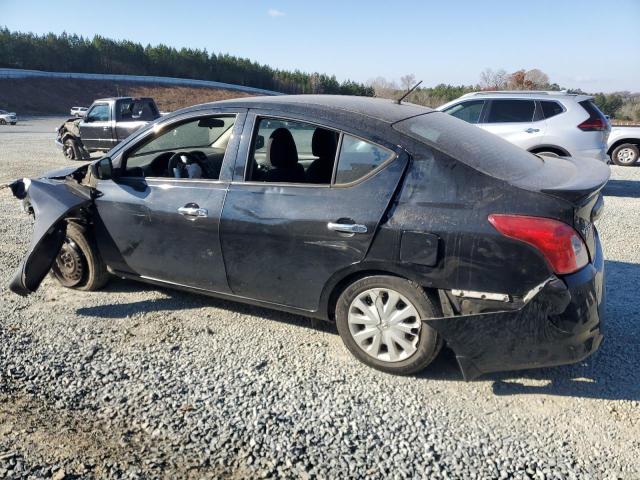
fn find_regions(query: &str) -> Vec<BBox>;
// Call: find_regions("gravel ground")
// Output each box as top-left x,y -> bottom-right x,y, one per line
0,118 -> 639,479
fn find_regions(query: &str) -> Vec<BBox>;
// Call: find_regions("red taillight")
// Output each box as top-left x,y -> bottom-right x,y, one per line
488,214 -> 589,275
577,117 -> 606,131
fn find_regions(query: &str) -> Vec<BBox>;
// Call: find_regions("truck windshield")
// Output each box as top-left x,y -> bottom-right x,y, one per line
393,112 -> 543,182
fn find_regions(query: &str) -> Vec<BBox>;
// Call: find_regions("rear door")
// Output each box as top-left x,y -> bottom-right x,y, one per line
80,103 -> 115,151
480,99 -> 546,151
219,112 -> 409,311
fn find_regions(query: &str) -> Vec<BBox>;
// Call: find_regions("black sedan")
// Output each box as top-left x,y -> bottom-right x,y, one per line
8,95 -> 609,379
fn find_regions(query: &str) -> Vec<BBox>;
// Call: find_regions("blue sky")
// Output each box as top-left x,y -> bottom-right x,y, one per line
1,0 -> 638,92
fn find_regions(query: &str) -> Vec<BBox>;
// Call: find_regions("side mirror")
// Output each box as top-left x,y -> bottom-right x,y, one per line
84,116 -> 94,123
255,135 -> 265,150
91,157 -> 113,180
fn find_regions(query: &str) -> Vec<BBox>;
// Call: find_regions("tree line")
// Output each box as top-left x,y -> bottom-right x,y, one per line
0,28 -> 374,96
1,28 -> 637,122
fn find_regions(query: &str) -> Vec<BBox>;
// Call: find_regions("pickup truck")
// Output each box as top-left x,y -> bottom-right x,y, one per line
608,125 -> 640,166
56,97 -> 160,160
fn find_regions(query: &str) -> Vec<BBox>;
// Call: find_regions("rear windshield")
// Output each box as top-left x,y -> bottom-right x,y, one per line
393,112 -> 543,182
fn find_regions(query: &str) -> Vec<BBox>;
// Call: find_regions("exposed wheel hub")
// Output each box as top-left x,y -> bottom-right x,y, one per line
55,239 -> 85,284
347,288 -> 421,363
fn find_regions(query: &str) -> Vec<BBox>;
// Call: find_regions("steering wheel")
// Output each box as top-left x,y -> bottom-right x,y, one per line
167,151 -> 201,178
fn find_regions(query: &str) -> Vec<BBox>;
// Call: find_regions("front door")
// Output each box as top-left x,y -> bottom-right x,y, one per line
219,114 -> 408,311
80,103 -> 114,151
95,110 -> 245,292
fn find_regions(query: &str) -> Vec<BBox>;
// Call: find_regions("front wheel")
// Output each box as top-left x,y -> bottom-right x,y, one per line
63,137 -> 84,160
51,223 -> 109,291
0,119 -> 6,125
335,275 -> 442,375
611,143 -> 639,166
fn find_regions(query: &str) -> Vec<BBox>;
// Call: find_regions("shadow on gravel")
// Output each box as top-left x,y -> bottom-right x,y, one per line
76,261 -> 640,401
603,179 -> 640,198
76,278 -> 336,334
486,259 -> 640,402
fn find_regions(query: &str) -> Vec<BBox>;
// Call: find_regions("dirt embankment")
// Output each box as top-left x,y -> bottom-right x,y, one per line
0,78 -> 253,115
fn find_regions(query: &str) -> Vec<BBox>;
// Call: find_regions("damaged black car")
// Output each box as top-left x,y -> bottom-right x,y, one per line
8,95 -> 609,379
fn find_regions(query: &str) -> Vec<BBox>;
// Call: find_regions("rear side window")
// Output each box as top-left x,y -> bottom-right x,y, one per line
443,100 -> 484,124
541,101 -> 564,119
119,100 -> 158,121
335,135 -> 395,184
486,100 -> 535,123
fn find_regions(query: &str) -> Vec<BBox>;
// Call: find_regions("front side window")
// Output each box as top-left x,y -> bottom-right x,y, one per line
485,100 -> 535,123
335,135 -> 395,184
87,104 -> 110,122
444,100 -> 484,124
123,115 -> 236,179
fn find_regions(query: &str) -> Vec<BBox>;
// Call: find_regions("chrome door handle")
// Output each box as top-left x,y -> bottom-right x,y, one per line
178,206 -> 208,217
327,222 -> 367,234
524,128 -> 540,133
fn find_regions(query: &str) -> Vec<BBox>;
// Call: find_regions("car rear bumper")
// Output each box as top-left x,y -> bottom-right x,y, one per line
425,233 -> 605,380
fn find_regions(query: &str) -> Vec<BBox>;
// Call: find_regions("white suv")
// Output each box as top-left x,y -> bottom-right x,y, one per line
437,91 -> 610,162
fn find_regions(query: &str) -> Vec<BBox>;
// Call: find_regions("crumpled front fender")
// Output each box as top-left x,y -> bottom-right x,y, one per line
9,178 -> 93,296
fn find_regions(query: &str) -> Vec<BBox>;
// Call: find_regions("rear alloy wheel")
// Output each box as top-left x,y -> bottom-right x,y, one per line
336,275 -> 442,375
611,143 -> 639,166
51,223 -> 109,291
0,119 -> 6,125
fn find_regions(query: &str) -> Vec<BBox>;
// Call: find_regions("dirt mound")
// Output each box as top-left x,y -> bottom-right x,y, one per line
0,78 -> 253,115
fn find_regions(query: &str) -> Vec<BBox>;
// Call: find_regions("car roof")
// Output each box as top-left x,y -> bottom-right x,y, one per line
93,97 -> 153,103
459,91 -> 593,102
198,95 -> 434,123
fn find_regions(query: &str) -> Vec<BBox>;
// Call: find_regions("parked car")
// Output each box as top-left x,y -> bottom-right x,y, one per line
8,95 -> 608,379
56,97 -> 161,160
0,109 -> 17,125
607,125 -> 640,166
437,91 -> 610,162
70,106 -> 88,118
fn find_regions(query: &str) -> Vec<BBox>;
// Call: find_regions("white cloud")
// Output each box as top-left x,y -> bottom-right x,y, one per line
267,8 -> 285,17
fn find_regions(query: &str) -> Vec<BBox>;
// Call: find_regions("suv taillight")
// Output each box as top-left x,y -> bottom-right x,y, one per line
577,100 -> 607,132
488,214 -> 589,275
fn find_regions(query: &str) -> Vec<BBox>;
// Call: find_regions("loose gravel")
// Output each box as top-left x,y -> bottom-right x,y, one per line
0,118 -> 639,479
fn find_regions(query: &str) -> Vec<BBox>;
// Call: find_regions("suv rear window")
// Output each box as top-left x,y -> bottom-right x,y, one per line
393,112 -> 543,182
541,101 -> 564,119
486,100 -> 535,123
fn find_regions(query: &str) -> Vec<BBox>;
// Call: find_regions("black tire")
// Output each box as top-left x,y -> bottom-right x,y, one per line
51,222 -> 110,291
611,143 -> 639,166
0,119 -> 6,125
63,137 -> 82,160
335,275 -> 442,375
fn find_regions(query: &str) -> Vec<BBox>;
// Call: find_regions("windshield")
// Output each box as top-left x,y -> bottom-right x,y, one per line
393,112 -> 543,182
133,116 -> 235,157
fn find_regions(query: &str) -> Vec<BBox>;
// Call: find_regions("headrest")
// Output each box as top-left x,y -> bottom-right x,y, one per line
312,128 -> 338,159
267,128 -> 299,168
